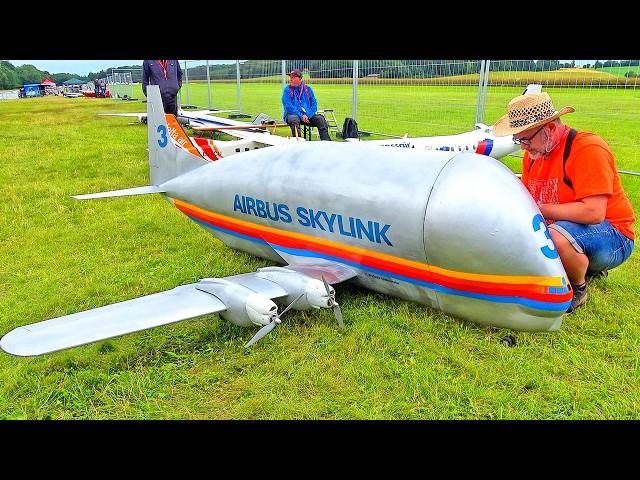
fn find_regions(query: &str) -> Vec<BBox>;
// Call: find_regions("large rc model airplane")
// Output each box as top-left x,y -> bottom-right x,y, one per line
99,84 -> 545,160
0,85 -> 571,357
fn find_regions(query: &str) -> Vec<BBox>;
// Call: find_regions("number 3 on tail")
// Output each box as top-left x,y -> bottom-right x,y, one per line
532,213 -> 558,259
157,125 -> 168,147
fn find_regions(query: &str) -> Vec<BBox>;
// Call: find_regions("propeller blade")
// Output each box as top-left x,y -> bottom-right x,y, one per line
333,303 -> 344,328
321,275 -> 331,296
245,321 -> 277,347
279,292 -> 305,317
245,292 -> 305,348
322,275 -> 344,328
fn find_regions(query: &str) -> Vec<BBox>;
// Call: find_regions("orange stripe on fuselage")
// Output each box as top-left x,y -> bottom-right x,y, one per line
171,198 -> 567,293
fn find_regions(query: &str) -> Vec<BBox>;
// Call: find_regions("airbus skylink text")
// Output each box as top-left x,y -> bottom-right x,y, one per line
233,194 -> 393,245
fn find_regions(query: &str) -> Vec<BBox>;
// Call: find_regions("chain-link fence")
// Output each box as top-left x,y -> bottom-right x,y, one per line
123,60 -> 640,170
106,69 -> 139,99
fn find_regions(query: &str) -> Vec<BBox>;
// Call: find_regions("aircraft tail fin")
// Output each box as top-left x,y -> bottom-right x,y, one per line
523,84 -> 543,95
146,85 -> 210,186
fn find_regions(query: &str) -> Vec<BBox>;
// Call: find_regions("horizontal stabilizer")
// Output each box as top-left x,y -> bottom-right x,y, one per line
192,123 -> 288,132
0,284 -> 226,356
72,185 -> 166,200
523,84 -> 543,94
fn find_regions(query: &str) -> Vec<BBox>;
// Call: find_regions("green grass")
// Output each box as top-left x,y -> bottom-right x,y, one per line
0,90 -> 639,419
176,81 -> 640,170
598,66 -> 640,77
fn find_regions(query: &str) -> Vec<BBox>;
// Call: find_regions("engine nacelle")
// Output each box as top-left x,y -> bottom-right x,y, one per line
195,278 -> 278,327
256,267 -> 332,310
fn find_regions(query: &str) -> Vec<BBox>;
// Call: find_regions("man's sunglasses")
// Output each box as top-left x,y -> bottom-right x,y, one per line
513,125 -> 545,146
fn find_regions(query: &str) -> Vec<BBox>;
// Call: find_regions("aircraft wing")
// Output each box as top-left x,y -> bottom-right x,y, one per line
180,112 -> 295,147
0,260 -> 357,356
0,284 -> 227,356
212,127 -> 296,146
285,263 -> 358,284
187,109 -> 239,116
98,112 -> 147,124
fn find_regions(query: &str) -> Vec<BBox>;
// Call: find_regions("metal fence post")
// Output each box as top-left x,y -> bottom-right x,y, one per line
282,60 -> 286,88
236,60 -> 242,113
475,60 -> 487,125
352,60 -> 358,120
481,60 -> 491,124
206,60 -> 211,109
184,61 -> 190,107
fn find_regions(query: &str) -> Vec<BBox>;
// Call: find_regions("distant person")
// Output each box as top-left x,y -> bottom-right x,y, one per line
142,60 -> 183,116
493,92 -> 635,313
282,68 -> 331,141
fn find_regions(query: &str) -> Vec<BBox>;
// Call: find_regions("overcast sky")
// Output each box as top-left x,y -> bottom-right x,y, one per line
8,60 -> 238,76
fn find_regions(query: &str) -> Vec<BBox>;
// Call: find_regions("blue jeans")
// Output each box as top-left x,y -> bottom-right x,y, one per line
549,220 -> 634,275
286,114 -> 331,140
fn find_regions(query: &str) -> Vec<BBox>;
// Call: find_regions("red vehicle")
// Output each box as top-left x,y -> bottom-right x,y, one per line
82,90 -> 111,98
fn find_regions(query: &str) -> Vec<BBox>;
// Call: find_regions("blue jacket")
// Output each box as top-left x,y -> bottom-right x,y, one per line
282,83 -> 318,121
142,60 -> 183,97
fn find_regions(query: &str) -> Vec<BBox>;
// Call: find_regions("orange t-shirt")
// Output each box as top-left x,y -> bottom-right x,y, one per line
522,126 -> 635,240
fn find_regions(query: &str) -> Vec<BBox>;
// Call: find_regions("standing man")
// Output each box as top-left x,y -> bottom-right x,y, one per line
493,92 -> 635,313
282,68 -> 331,141
142,60 -> 183,116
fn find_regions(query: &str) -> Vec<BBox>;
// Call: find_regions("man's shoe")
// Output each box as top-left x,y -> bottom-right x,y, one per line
586,270 -> 608,283
566,283 -> 588,313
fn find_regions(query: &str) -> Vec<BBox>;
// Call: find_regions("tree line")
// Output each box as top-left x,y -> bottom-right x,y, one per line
0,61 -> 143,90
184,60 -> 640,80
3,60 -> 640,90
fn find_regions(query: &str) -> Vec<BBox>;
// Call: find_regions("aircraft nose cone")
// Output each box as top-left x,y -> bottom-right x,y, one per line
423,153 -> 570,331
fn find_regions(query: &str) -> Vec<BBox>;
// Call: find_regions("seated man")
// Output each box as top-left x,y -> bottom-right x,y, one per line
281,68 -> 331,141
493,92 -> 635,313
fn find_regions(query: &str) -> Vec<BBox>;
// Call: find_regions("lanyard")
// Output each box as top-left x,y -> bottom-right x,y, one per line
156,60 -> 168,80
529,125 -> 570,171
290,83 -> 306,101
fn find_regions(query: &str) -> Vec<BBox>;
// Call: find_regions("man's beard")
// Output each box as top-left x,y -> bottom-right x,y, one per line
527,130 -> 557,161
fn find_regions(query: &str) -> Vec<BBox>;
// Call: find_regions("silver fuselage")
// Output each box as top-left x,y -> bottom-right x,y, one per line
160,142 -> 570,331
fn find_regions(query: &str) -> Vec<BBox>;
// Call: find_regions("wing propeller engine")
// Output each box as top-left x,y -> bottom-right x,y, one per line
195,279 -> 279,328
256,267 -> 344,327
197,268 -> 346,347
245,292 -> 305,347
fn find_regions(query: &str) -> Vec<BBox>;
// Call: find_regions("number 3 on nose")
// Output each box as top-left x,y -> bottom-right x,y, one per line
532,213 -> 558,259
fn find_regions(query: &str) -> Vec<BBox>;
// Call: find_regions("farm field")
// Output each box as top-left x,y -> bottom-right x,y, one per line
0,85 -> 638,420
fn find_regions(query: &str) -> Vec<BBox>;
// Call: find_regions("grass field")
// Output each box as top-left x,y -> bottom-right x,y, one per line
598,66 -> 640,77
174,81 -> 640,171
0,87 -> 638,420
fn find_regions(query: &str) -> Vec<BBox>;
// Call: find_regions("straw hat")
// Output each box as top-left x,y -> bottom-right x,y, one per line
492,92 -> 575,136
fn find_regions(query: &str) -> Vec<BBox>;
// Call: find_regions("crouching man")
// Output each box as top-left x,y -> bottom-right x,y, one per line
493,92 -> 635,313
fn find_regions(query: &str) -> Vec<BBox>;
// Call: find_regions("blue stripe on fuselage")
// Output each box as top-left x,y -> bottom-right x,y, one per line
187,214 -> 570,312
